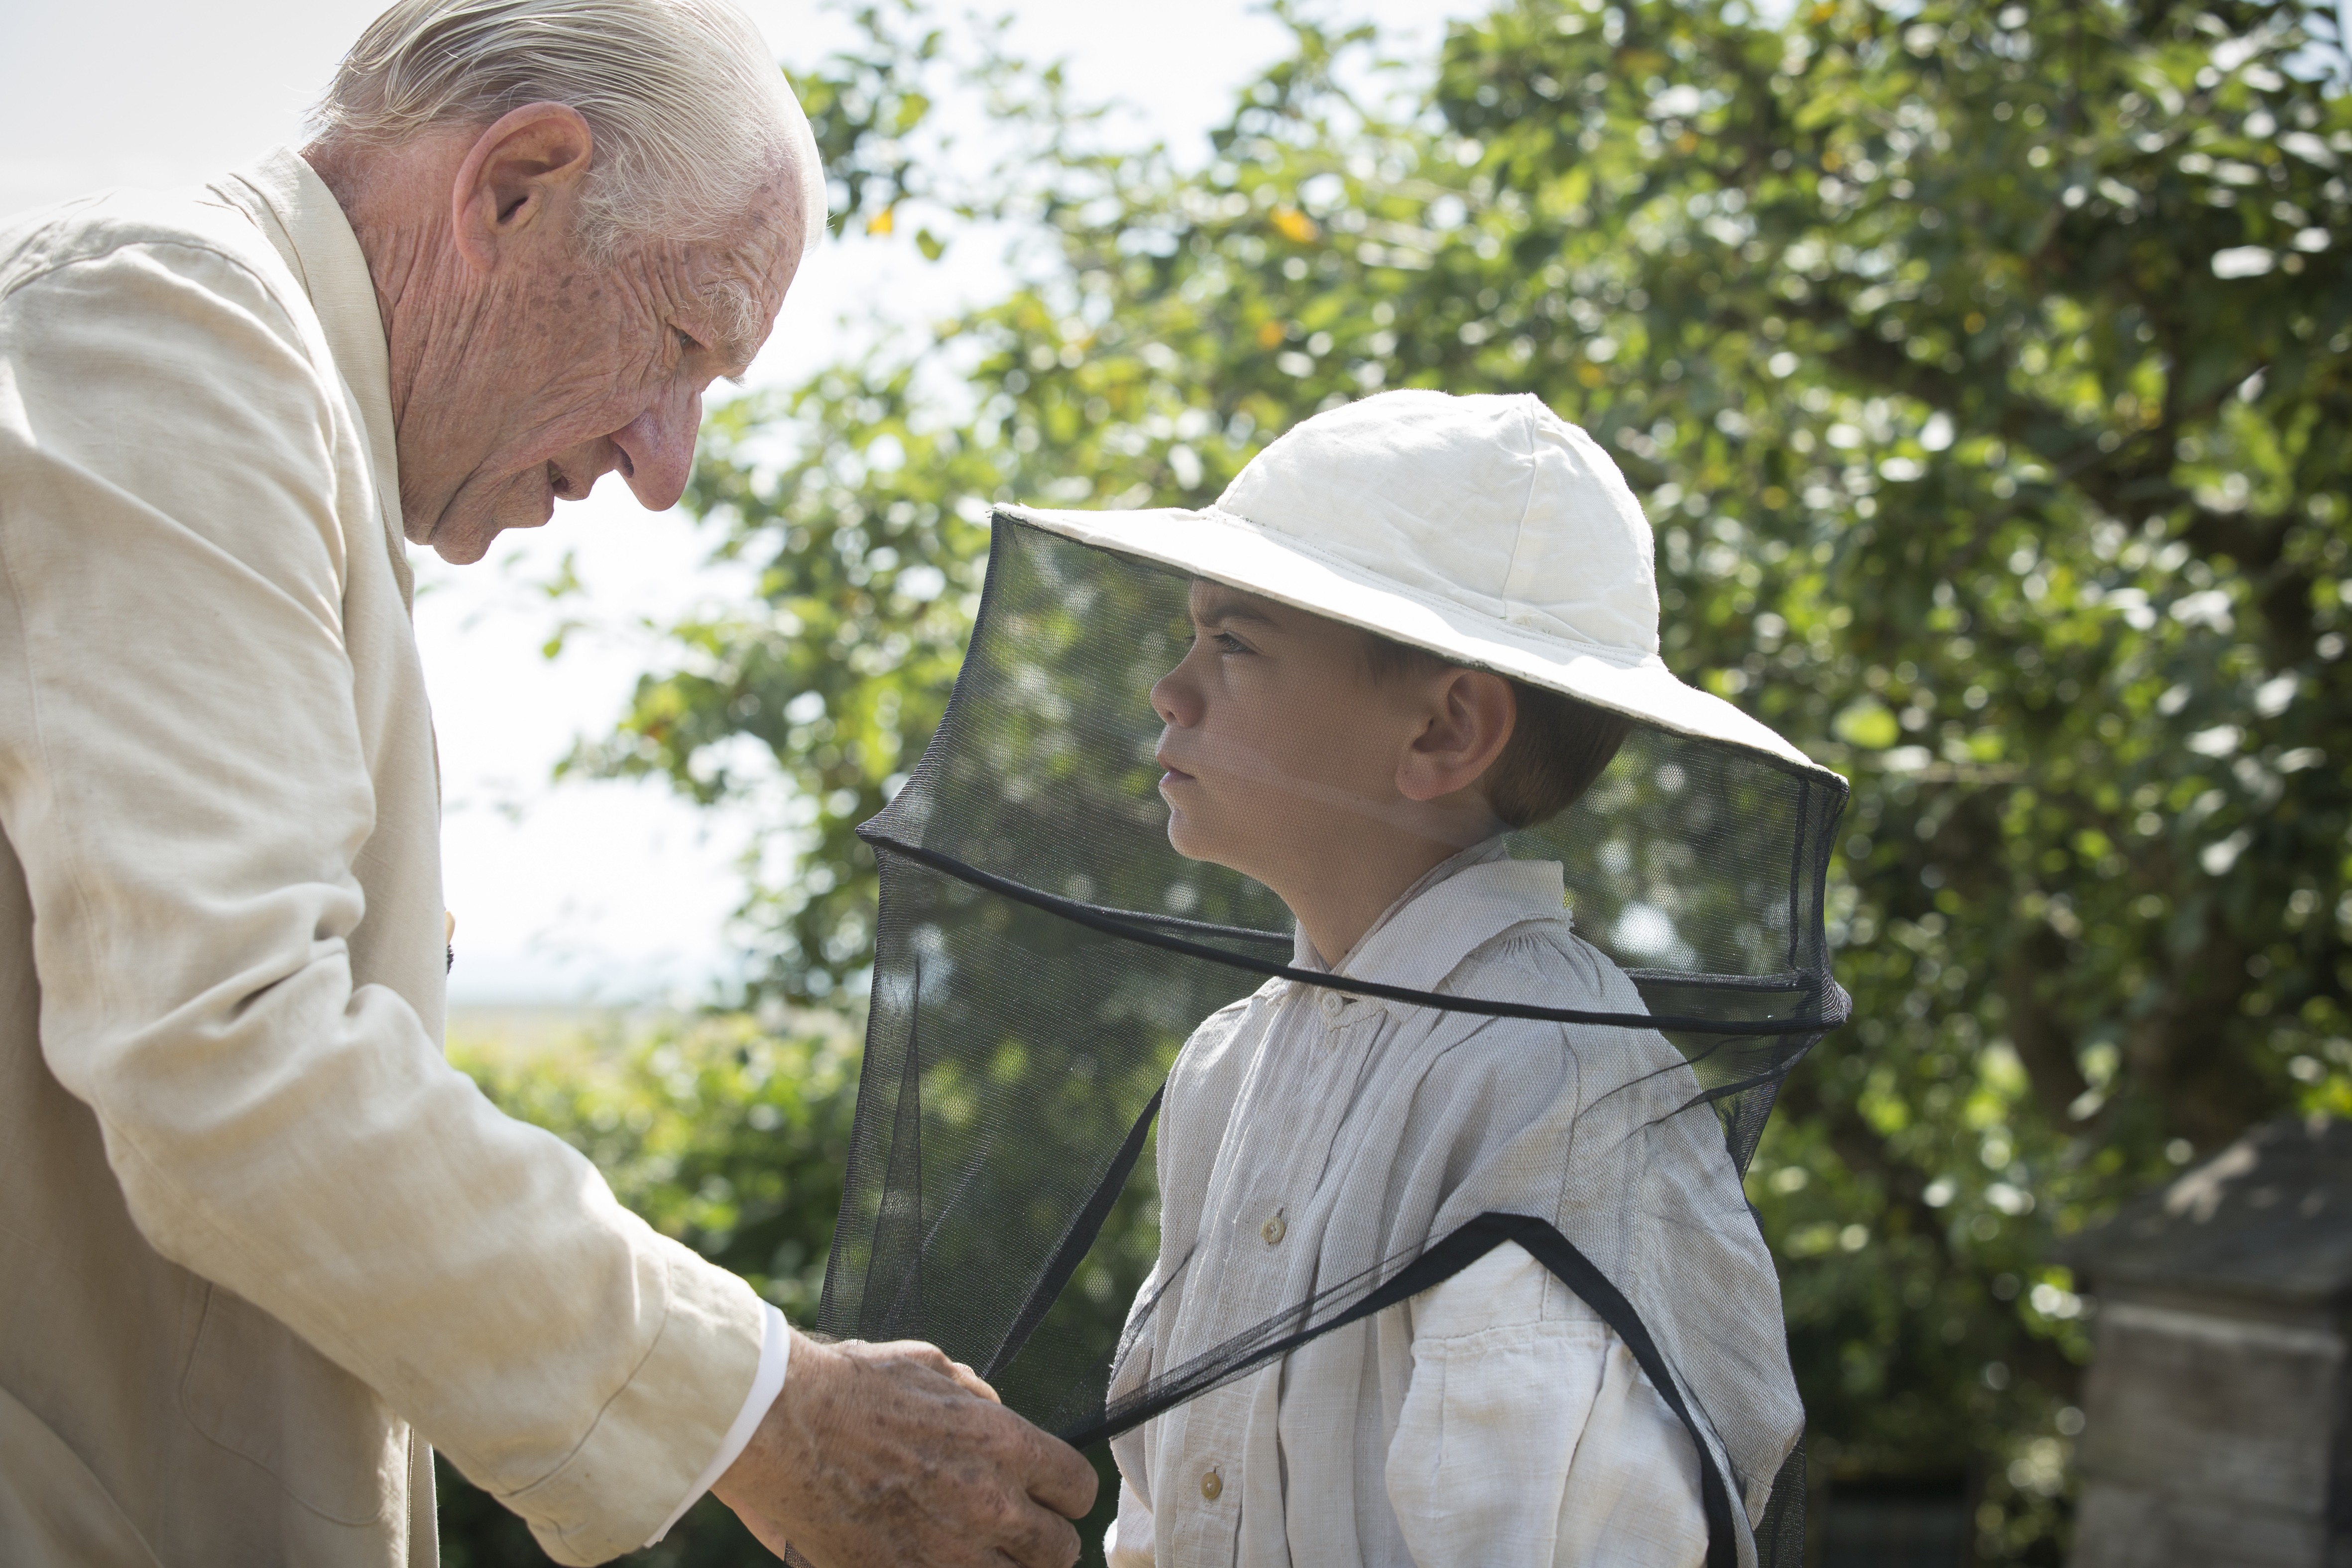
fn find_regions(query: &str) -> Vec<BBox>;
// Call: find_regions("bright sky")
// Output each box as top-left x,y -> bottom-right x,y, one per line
0,0 -> 1481,1002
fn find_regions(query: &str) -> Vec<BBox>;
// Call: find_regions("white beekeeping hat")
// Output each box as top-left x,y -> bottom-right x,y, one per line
1004,388 -> 1817,771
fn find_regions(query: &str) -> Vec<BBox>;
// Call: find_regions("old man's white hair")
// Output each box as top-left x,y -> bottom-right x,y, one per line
312,0 -> 826,274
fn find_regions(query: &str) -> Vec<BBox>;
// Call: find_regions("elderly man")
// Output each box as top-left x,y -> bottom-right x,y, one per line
0,1 -> 1093,1565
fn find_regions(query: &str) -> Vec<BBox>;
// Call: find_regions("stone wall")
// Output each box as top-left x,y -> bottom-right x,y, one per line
2070,1291 -> 2347,1568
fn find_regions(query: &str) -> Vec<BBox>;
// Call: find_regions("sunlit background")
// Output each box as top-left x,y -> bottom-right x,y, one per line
11,3 -> 2351,1563
0,0 -> 1481,1004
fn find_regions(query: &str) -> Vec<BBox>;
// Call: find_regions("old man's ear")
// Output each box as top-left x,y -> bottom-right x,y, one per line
450,102 -> 595,269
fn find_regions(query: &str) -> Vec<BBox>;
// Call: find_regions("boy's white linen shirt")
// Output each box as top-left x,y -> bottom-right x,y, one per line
1103,842 -> 1741,1568
1107,1247 -> 1706,1568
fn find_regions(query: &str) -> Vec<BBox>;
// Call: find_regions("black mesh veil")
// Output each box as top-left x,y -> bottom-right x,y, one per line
816,513 -> 1847,1568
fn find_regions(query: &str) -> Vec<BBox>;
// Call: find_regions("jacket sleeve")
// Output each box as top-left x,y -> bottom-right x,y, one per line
0,235 -> 764,1564
1386,1242 -> 1707,1568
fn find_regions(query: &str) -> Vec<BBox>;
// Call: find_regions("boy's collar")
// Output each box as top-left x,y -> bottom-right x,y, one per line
1291,837 -> 1571,996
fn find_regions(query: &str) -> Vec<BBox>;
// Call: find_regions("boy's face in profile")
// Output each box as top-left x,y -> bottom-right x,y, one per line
1150,580 -> 1438,889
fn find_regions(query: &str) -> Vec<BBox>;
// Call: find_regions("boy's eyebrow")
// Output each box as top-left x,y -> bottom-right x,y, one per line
1189,588 -> 1284,629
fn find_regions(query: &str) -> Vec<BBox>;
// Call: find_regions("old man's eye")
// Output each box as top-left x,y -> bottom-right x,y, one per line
673,327 -> 704,356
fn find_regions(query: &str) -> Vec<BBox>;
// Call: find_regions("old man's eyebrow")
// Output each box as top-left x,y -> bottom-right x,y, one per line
697,278 -> 765,381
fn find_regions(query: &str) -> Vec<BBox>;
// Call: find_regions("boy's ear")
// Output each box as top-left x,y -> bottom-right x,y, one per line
1396,670 -> 1516,804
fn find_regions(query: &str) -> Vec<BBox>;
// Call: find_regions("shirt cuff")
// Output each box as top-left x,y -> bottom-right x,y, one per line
643,1302 -> 790,1547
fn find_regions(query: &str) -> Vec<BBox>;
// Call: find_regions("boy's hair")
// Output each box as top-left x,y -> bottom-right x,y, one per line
1360,632 -> 1635,828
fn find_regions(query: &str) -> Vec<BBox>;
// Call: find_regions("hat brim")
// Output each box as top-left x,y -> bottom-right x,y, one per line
998,503 -> 1830,778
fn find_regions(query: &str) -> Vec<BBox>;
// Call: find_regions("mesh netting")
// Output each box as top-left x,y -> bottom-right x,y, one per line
816,515 -> 1845,1567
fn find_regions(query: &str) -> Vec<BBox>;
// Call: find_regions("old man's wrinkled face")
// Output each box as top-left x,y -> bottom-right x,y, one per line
341,104 -> 814,564
404,198 -> 802,564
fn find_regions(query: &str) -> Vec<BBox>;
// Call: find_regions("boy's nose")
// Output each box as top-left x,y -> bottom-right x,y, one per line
1150,671 -> 1199,727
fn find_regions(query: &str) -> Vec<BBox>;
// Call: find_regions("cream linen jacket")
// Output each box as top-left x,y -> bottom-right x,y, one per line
0,151 -> 766,1567
1105,842 -> 1788,1568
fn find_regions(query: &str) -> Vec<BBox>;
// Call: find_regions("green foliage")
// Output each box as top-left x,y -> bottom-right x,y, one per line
433,1011 -> 859,1566
567,0 -> 2352,1559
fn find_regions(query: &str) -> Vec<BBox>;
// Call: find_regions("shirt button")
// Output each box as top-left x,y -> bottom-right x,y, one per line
1318,991 -> 1344,1019
1200,1467 -> 1223,1501
1262,1212 -> 1287,1245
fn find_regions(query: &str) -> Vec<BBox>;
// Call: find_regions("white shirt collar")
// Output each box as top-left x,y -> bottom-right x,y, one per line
1289,836 -> 1572,997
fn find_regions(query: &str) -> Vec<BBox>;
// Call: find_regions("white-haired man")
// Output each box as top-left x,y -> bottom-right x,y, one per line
0,2 -> 1094,1566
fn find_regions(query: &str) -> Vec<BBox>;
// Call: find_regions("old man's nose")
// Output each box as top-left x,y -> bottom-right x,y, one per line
611,387 -> 702,511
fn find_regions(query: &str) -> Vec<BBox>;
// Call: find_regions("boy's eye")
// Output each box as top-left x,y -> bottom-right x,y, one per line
1182,625 -> 1253,655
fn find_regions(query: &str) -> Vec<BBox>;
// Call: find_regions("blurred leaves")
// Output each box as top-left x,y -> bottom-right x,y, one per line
434,1011 -> 860,1565
561,0 -> 2352,1559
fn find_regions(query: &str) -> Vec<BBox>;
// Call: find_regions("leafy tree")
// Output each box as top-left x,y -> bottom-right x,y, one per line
434,1012 -> 860,1566
559,0 -> 2350,1558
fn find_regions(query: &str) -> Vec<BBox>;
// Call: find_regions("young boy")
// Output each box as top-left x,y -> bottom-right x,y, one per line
1048,391 -> 1808,1567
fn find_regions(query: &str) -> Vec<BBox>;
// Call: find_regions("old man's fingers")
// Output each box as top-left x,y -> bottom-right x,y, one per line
712,1331 -> 1097,1568
946,1357 -> 1003,1403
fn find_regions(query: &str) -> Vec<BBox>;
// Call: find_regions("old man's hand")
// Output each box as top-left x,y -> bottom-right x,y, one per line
712,1332 -> 1099,1567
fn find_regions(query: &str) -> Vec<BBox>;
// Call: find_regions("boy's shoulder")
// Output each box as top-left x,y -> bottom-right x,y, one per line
1440,909 -> 1646,1015
1159,991 -> 1271,1155
1353,851 -> 1627,1008
1168,990 -> 1264,1085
